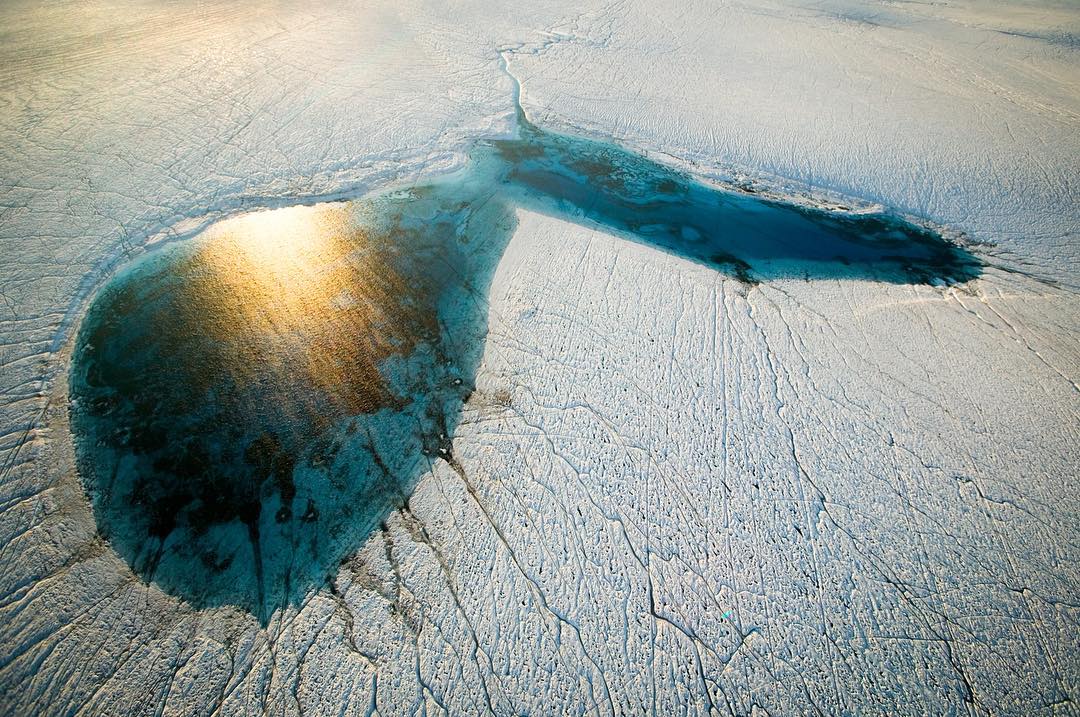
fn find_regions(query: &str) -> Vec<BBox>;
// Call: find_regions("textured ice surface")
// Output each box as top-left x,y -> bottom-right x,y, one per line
1,0 -> 1077,715
68,121 -> 977,621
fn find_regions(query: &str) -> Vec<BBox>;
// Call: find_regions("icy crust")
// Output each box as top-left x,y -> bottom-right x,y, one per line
0,0 -> 1077,714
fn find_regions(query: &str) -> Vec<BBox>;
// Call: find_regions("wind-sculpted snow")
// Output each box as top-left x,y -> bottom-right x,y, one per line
0,0 -> 1077,715
68,121 -> 979,621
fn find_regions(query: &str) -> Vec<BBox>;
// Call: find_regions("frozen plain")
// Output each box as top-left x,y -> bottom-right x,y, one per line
0,0 -> 1078,714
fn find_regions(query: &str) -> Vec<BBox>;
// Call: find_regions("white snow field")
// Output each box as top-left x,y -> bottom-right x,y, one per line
1,0 -> 1077,714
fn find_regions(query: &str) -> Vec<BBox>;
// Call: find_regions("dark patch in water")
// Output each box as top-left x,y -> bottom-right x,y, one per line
70,117 -> 981,620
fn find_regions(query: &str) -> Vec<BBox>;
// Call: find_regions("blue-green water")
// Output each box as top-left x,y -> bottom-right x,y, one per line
70,118 -> 980,620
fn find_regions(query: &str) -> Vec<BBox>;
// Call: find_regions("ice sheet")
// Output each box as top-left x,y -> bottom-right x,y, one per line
0,0 -> 1076,714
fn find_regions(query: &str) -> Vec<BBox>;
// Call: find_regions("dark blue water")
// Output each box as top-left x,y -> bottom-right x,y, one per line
69,118 -> 980,620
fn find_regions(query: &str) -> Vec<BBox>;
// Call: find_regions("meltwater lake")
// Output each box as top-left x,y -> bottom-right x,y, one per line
69,117 -> 981,620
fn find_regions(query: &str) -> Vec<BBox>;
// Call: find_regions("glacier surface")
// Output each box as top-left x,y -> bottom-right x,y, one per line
0,0 -> 1077,715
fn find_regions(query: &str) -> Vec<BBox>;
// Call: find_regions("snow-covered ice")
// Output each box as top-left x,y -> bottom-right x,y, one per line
0,0 -> 1077,714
